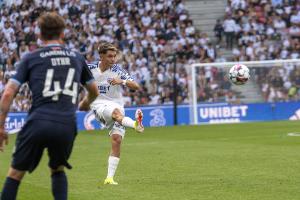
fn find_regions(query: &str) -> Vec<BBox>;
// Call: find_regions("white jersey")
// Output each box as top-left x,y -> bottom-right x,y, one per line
88,61 -> 133,107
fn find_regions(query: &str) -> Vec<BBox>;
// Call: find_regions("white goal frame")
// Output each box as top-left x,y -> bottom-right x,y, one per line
190,59 -> 300,125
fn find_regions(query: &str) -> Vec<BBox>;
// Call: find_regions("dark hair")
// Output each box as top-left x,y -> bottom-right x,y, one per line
97,41 -> 118,54
38,12 -> 66,41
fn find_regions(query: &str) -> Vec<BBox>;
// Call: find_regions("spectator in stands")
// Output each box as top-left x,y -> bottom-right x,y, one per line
214,19 -> 224,45
1,0 -> 299,109
225,91 -> 240,104
223,15 -> 236,49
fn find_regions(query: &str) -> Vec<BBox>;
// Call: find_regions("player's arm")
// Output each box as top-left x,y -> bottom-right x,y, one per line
0,53 -> 28,151
0,80 -> 20,151
110,66 -> 140,90
123,80 -> 140,90
109,78 -> 140,90
78,81 -> 99,111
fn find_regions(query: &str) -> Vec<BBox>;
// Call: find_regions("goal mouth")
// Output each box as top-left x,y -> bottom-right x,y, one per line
191,59 -> 300,68
189,59 -> 300,125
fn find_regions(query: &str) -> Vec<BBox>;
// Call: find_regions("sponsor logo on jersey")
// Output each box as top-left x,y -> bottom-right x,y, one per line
98,85 -> 110,93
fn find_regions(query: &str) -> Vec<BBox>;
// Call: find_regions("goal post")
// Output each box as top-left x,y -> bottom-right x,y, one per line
189,59 -> 300,125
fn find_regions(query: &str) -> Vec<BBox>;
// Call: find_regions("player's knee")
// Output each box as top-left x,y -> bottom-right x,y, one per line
8,167 -> 26,181
112,135 -> 122,145
112,108 -> 123,121
113,137 -> 122,145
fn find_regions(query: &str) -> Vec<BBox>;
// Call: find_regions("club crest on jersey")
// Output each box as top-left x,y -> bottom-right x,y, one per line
107,78 -> 113,84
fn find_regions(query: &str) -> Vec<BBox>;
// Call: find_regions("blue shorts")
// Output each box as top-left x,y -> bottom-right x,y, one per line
12,119 -> 77,173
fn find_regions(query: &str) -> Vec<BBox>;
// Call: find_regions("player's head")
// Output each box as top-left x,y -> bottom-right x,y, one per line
38,12 -> 66,42
97,42 -> 118,67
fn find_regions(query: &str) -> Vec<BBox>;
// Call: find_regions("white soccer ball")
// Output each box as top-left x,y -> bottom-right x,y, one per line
229,64 -> 250,85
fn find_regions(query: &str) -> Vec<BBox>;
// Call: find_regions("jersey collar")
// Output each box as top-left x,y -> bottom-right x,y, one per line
98,61 -> 111,73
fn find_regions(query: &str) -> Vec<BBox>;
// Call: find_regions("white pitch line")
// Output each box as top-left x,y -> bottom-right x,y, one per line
287,132 -> 300,136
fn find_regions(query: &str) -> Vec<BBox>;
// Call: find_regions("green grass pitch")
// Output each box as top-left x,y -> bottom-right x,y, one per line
1,120 -> 300,200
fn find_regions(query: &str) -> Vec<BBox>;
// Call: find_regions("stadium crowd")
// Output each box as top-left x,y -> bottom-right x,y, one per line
0,0 -> 299,112
219,0 -> 300,102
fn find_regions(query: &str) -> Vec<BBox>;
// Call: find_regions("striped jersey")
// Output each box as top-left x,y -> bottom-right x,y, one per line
87,61 -> 133,106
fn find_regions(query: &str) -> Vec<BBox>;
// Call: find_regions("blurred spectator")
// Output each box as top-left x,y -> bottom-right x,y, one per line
223,15 -> 236,49
1,0 -> 299,112
214,19 -> 224,45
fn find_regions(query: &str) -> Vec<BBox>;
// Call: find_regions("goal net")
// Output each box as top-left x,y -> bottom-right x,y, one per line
189,59 -> 300,125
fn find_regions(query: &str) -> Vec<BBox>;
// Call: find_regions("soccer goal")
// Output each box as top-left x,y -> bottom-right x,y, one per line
189,59 -> 300,125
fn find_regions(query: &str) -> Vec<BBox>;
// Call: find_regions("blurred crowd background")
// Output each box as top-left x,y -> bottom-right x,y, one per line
0,0 -> 299,112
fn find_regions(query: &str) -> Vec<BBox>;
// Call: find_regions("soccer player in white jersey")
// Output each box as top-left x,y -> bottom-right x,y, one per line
86,42 -> 144,185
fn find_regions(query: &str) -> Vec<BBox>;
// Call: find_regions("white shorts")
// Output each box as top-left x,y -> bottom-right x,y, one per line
91,101 -> 126,137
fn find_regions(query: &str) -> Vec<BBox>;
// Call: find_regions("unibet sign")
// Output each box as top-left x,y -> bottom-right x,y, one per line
199,105 -> 248,119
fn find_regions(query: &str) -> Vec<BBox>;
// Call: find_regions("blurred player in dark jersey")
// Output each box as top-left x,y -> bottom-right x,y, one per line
0,12 -> 98,200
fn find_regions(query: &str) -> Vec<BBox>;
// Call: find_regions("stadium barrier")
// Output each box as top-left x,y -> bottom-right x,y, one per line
6,101 -> 300,133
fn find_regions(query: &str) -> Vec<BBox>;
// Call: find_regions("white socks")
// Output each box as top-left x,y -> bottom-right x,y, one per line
107,156 -> 120,178
121,117 -> 135,128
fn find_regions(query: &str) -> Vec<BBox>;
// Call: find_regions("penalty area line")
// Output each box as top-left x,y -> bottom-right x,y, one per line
287,132 -> 300,136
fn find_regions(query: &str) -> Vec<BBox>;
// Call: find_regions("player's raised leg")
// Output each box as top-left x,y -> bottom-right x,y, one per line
112,108 -> 144,133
